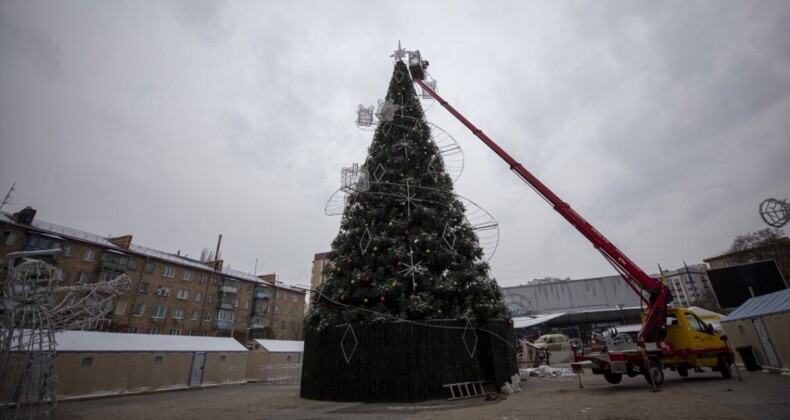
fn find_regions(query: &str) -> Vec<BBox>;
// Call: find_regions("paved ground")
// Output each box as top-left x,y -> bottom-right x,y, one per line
55,367 -> 789,420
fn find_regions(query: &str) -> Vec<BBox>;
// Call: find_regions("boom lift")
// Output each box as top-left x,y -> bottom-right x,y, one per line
408,51 -> 733,387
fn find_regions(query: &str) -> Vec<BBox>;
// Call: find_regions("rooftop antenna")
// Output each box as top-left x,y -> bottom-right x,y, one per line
0,182 -> 16,212
254,257 -> 258,275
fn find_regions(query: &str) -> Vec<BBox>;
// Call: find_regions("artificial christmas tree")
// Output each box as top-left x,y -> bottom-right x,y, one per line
301,51 -> 516,402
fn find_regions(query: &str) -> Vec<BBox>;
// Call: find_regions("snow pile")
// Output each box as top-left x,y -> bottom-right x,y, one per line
500,373 -> 522,394
521,365 -> 575,378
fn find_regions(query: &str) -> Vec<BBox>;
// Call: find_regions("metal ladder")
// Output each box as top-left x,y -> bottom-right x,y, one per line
443,381 -> 487,400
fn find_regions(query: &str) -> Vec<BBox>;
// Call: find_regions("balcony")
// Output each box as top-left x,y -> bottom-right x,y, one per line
253,302 -> 269,315
101,261 -> 127,273
221,279 -> 240,294
218,295 -> 236,310
250,321 -> 270,329
220,285 -> 239,295
254,287 -> 271,300
215,320 -> 234,330
218,302 -> 234,310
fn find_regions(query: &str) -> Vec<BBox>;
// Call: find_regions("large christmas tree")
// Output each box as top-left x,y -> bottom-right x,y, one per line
301,53 -> 517,403
307,59 -> 509,329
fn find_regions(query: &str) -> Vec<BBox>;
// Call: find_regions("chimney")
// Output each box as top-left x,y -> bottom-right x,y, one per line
108,235 -> 133,249
11,207 -> 36,225
258,273 -> 276,284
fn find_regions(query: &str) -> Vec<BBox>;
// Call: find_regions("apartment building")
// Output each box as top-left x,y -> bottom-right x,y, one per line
661,264 -> 715,307
257,274 -> 305,340
0,207 -> 306,341
309,251 -> 333,307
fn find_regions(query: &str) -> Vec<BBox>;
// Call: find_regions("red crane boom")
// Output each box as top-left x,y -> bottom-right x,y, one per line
412,72 -> 672,343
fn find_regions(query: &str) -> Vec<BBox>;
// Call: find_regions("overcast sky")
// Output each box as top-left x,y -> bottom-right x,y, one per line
1,1 -> 788,288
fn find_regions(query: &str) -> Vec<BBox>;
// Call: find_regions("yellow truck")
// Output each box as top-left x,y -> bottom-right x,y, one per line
572,307 -> 734,386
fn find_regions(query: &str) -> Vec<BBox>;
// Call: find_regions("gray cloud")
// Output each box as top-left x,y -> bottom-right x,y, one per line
1,0 -> 788,288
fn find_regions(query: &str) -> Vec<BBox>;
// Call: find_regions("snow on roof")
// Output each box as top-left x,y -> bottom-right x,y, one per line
29,219 -> 119,248
128,243 -> 215,272
722,288 -> 790,322
47,331 -> 248,352
512,313 -> 566,329
254,339 -> 304,353
2,213 -> 306,291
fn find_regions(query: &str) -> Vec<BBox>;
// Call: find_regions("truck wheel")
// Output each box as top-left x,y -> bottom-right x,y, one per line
643,360 -> 664,386
604,373 -> 623,384
677,367 -> 688,378
718,355 -> 732,379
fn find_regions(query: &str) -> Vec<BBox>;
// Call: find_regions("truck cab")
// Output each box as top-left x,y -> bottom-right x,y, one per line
659,308 -> 732,376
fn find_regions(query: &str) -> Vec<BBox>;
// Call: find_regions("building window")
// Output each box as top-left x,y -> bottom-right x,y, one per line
177,289 -> 189,300
156,286 -> 171,297
139,282 -> 150,293
182,271 -> 192,281
151,305 -> 167,319
242,316 -> 248,324
291,308 -> 297,316
281,320 -> 286,329
195,292 -> 202,302
191,309 -> 199,321
163,266 -> 175,278
99,270 -> 122,282
199,274 -> 207,284
133,303 -> 145,317
55,268 -> 67,282
245,300 -> 250,309
83,249 -> 95,261
81,357 -> 93,367
217,310 -> 236,322
173,308 -> 185,320
129,325 -> 139,334
2,231 -> 18,245
169,328 -> 181,336
62,243 -> 75,257
114,302 -> 127,315
292,294 -> 298,302
234,298 -> 240,308
219,355 -> 226,363
154,356 -> 163,364
127,258 -> 139,271
210,277 -> 218,286
274,305 -> 279,314
207,294 -> 215,303
75,272 -> 89,285
203,312 -> 212,322
144,262 -> 155,274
